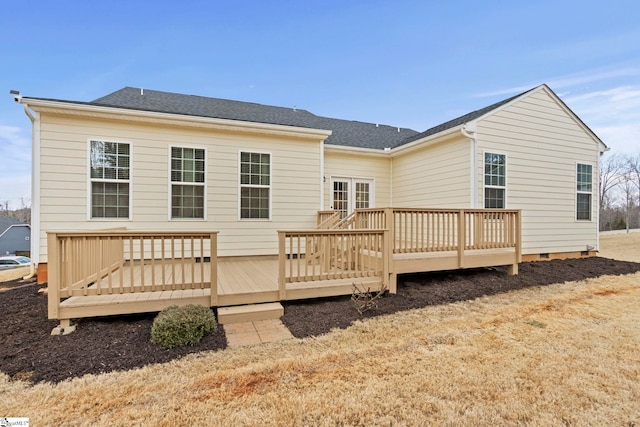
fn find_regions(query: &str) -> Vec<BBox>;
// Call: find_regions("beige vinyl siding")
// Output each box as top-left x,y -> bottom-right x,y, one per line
38,114 -> 321,260
391,138 -> 470,208
323,151 -> 390,209
476,87 -> 599,255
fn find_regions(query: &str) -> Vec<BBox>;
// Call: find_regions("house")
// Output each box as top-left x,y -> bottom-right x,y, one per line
13,83 -> 606,331
0,217 -> 30,256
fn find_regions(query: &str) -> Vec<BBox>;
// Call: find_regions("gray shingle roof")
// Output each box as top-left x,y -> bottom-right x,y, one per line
25,85 -> 544,150
91,88 -> 419,150
0,217 -> 24,234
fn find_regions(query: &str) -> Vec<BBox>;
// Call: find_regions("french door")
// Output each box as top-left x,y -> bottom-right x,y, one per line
331,177 -> 374,218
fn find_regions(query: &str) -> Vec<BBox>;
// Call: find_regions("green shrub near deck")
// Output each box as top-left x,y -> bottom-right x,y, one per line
151,304 -> 217,349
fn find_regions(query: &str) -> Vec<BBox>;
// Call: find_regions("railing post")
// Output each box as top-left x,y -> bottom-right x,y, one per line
385,208 -> 394,253
515,210 -> 522,263
278,231 -> 287,300
47,232 -> 60,320
210,232 -> 218,306
457,209 -> 465,269
383,229 -> 395,294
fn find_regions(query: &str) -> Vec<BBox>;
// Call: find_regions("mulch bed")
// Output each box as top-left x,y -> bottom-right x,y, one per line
1,257 -> 639,384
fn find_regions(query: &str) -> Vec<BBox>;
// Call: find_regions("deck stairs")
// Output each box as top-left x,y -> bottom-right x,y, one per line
217,302 -> 284,324
307,210 -> 357,266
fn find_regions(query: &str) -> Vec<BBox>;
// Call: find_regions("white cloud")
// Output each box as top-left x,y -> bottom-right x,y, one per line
0,124 -> 32,208
564,86 -> 640,154
475,67 -> 640,98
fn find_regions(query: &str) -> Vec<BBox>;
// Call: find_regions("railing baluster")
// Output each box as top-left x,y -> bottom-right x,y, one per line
190,235 -> 195,290
151,237 -> 156,291
139,236 -> 144,291
181,237 -> 186,288
200,236 -> 205,289
288,235 -> 293,281
171,236 -> 176,290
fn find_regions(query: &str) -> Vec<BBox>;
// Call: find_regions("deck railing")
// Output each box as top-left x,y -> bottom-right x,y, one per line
47,230 -> 218,320
278,229 -> 390,298
316,210 -> 341,229
339,208 -> 520,254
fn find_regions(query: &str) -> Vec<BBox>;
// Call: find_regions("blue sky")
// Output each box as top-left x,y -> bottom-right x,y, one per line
1,0 -> 639,208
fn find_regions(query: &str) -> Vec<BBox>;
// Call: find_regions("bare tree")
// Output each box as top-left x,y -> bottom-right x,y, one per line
620,171 -> 638,233
0,198 -> 31,224
599,153 -> 625,209
599,153 -> 627,230
0,200 -> 9,215
627,153 -> 640,228
14,197 -> 31,224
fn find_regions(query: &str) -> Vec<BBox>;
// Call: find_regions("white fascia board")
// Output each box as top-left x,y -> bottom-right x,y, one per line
20,98 -> 333,141
323,144 -> 389,157
389,125 -> 464,157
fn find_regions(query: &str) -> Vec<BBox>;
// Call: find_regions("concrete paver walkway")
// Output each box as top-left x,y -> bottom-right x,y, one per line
224,319 -> 294,347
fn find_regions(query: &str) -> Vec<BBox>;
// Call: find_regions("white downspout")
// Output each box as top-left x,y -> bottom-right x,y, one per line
319,140 -> 325,210
23,104 -> 40,278
389,155 -> 393,207
461,123 -> 478,208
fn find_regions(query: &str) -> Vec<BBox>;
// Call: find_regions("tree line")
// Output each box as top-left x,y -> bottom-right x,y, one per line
0,198 -> 31,224
600,153 -> 640,231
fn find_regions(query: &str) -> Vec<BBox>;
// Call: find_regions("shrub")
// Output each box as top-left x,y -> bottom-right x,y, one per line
150,304 -> 217,349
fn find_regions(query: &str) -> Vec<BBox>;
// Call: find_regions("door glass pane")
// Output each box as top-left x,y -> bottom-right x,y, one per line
355,182 -> 370,209
333,181 -> 349,218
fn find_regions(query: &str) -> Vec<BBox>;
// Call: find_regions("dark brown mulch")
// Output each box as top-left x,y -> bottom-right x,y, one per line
282,257 -> 640,337
1,257 -> 639,384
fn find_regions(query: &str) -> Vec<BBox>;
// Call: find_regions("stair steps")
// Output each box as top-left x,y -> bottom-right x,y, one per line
217,302 -> 284,324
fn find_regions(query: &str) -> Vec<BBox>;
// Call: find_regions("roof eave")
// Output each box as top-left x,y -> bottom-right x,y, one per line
390,125 -> 464,156
20,97 -> 333,141
323,144 -> 390,157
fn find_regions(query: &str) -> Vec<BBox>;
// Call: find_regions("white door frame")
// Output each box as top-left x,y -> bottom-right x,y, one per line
330,176 -> 375,217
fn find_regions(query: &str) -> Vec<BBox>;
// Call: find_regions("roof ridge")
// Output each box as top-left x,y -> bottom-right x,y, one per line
95,87 -> 317,115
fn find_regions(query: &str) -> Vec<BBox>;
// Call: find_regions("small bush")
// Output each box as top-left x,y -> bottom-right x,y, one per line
150,304 -> 217,349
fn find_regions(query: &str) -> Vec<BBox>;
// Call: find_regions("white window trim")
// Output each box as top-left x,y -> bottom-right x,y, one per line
87,138 -> 133,221
168,145 -> 208,221
575,161 -> 594,222
482,151 -> 507,209
329,176 -> 376,215
238,150 -> 272,221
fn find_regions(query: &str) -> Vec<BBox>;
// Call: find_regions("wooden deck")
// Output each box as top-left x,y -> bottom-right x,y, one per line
57,247 -> 516,319
58,258 -> 278,320
47,208 -> 521,330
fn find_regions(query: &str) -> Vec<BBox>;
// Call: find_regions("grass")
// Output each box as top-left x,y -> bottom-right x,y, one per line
1,234 -> 639,426
600,230 -> 640,262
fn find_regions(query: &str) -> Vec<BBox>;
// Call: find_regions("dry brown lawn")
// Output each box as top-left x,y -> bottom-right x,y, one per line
2,235 -> 639,426
600,230 -> 640,262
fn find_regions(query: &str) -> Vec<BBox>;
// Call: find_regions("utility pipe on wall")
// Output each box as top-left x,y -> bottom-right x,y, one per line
461,123 -> 478,209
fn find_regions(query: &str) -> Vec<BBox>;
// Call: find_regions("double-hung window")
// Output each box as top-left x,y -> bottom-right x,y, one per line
576,163 -> 592,221
171,147 -> 205,219
89,140 -> 130,219
484,152 -> 506,209
240,151 -> 271,220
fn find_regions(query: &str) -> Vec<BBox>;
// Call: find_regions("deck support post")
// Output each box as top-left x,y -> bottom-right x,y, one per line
278,231 -> 287,300
384,209 -> 396,293
210,232 -> 218,307
383,229 -> 396,294
47,232 -> 60,321
51,319 -> 76,335
388,273 -> 397,294
507,263 -> 518,275
457,210 -> 465,269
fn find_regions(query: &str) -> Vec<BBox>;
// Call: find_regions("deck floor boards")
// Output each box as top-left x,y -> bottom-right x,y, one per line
57,248 -> 517,318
